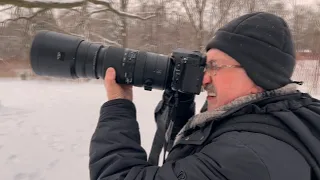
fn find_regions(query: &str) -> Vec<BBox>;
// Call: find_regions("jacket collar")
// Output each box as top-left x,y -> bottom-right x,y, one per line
173,83 -> 300,145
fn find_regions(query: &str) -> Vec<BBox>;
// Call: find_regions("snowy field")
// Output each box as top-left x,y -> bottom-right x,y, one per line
0,78 -> 318,180
0,78 -> 207,180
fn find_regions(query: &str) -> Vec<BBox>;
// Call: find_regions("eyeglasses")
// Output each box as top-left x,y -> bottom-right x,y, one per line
205,60 -> 242,76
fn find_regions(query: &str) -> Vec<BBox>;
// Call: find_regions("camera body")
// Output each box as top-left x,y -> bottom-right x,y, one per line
170,48 -> 206,94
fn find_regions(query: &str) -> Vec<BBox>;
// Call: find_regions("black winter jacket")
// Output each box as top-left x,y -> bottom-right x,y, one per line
89,92 -> 320,180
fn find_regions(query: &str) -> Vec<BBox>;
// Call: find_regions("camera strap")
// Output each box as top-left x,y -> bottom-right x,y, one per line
148,92 -> 179,166
148,127 -> 166,165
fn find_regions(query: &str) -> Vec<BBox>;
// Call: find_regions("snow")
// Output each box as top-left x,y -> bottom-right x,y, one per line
0,78 -> 318,180
0,78 -> 206,180
292,60 -> 320,95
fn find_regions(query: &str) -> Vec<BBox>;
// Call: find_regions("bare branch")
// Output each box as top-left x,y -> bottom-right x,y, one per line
0,0 -> 155,20
88,8 -> 109,16
209,0 -> 236,36
0,0 -> 85,9
90,32 -> 121,47
67,8 -> 81,13
0,5 -> 14,12
102,2 -> 156,20
90,17 -> 111,22
34,20 -> 87,39
0,58 -> 9,65
135,12 -> 158,15
0,8 -> 48,25
88,0 -> 112,7
0,35 -> 20,39
182,0 -> 199,32
201,0 -> 207,12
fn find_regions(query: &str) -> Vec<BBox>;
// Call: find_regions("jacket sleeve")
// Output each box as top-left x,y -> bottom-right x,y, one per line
89,99 -> 270,180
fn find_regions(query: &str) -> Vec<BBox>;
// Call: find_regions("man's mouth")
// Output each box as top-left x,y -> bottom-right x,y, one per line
204,84 -> 217,97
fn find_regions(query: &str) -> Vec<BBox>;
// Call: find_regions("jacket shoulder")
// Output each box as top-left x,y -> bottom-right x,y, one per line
215,131 -> 310,180
196,131 -> 271,180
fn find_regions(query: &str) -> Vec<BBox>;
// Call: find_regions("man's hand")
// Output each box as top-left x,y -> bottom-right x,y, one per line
104,67 -> 133,101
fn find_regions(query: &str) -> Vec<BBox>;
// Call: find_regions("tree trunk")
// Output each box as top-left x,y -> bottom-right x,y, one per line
120,0 -> 129,48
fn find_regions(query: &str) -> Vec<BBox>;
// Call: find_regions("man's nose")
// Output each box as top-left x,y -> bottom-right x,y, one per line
202,72 -> 211,86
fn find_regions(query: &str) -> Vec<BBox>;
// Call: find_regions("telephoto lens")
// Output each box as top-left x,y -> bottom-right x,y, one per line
30,30 -> 172,91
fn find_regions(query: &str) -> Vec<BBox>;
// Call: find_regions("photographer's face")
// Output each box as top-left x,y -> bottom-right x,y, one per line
203,49 -> 263,111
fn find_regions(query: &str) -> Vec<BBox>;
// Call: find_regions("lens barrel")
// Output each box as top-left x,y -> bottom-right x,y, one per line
30,30 -> 171,90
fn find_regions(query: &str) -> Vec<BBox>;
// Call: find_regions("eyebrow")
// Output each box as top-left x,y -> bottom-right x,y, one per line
207,59 -> 241,67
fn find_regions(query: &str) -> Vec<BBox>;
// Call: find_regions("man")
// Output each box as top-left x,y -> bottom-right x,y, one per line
89,12 -> 320,180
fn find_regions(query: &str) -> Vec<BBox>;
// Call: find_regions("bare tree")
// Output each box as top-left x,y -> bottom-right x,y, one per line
181,0 -> 241,51
0,0 -> 319,95
182,0 -> 207,51
120,0 -> 129,48
0,0 -> 156,60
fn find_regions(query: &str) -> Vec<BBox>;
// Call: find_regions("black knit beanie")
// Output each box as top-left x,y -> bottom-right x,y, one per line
205,12 -> 296,90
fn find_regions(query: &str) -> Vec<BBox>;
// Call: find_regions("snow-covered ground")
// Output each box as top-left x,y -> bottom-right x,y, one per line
0,78 -> 207,180
0,78 -> 318,180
